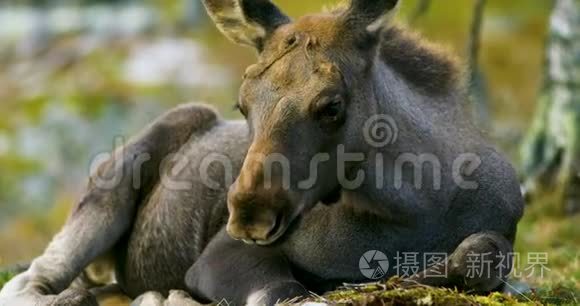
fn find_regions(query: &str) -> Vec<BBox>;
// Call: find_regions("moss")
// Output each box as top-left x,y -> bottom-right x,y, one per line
291,277 -> 578,306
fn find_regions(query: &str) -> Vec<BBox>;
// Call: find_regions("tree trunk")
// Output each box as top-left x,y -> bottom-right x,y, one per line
467,0 -> 491,129
521,0 -> 580,215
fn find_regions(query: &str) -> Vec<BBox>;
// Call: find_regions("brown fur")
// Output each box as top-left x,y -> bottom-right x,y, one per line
263,10 -> 463,98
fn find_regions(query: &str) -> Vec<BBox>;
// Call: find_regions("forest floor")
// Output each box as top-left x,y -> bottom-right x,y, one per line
1,199 -> 578,305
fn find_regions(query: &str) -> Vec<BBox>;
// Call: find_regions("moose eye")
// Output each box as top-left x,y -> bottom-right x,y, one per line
315,95 -> 345,124
285,34 -> 298,47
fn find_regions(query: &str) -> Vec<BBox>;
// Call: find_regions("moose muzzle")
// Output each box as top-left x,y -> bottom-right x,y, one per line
225,148 -> 299,245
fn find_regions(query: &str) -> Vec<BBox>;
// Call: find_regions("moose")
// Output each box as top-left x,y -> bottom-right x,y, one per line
0,0 -> 523,305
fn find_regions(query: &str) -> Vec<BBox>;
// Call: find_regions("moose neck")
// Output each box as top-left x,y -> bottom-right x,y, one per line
340,53 -> 466,221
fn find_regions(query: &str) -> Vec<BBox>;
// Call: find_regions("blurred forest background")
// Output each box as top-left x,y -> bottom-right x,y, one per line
0,0 -> 577,297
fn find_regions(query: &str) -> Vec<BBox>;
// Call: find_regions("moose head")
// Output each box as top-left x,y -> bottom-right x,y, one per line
203,0 -> 401,245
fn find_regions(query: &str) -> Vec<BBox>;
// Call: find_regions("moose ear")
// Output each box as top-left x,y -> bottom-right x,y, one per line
342,0 -> 400,34
202,0 -> 290,51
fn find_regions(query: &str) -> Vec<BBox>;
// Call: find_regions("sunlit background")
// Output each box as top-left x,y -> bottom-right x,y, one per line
0,0 -> 577,294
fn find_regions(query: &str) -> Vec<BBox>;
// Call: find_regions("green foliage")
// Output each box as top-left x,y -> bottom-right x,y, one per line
514,198 -> 580,288
523,282 -> 580,305
0,271 -> 15,291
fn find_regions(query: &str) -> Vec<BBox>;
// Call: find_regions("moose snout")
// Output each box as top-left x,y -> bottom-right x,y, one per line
226,180 -> 293,245
226,203 -> 280,243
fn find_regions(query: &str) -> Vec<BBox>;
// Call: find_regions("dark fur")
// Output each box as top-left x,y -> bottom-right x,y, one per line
379,25 -> 463,96
325,2 -> 462,96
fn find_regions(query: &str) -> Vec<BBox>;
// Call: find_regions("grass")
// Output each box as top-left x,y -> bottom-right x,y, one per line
0,271 -> 15,291
514,194 -> 580,290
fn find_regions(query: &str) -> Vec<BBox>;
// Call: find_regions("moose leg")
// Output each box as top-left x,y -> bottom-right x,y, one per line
0,104 -> 220,306
406,232 -> 513,293
185,230 -> 308,306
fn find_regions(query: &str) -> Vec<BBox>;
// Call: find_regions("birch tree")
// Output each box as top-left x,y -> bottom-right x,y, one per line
521,0 -> 580,215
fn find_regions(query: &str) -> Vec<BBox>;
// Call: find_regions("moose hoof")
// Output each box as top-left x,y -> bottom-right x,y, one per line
166,290 -> 204,306
131,291 -> 165,306
131,290 -> 205,306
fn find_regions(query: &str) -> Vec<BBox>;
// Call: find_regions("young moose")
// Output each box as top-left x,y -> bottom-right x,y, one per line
0,0 -> 523,305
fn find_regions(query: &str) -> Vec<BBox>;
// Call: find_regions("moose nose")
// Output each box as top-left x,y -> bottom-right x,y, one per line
226,178 -> 289,244
226,208 -> 279,243
226,142 -> 293,244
